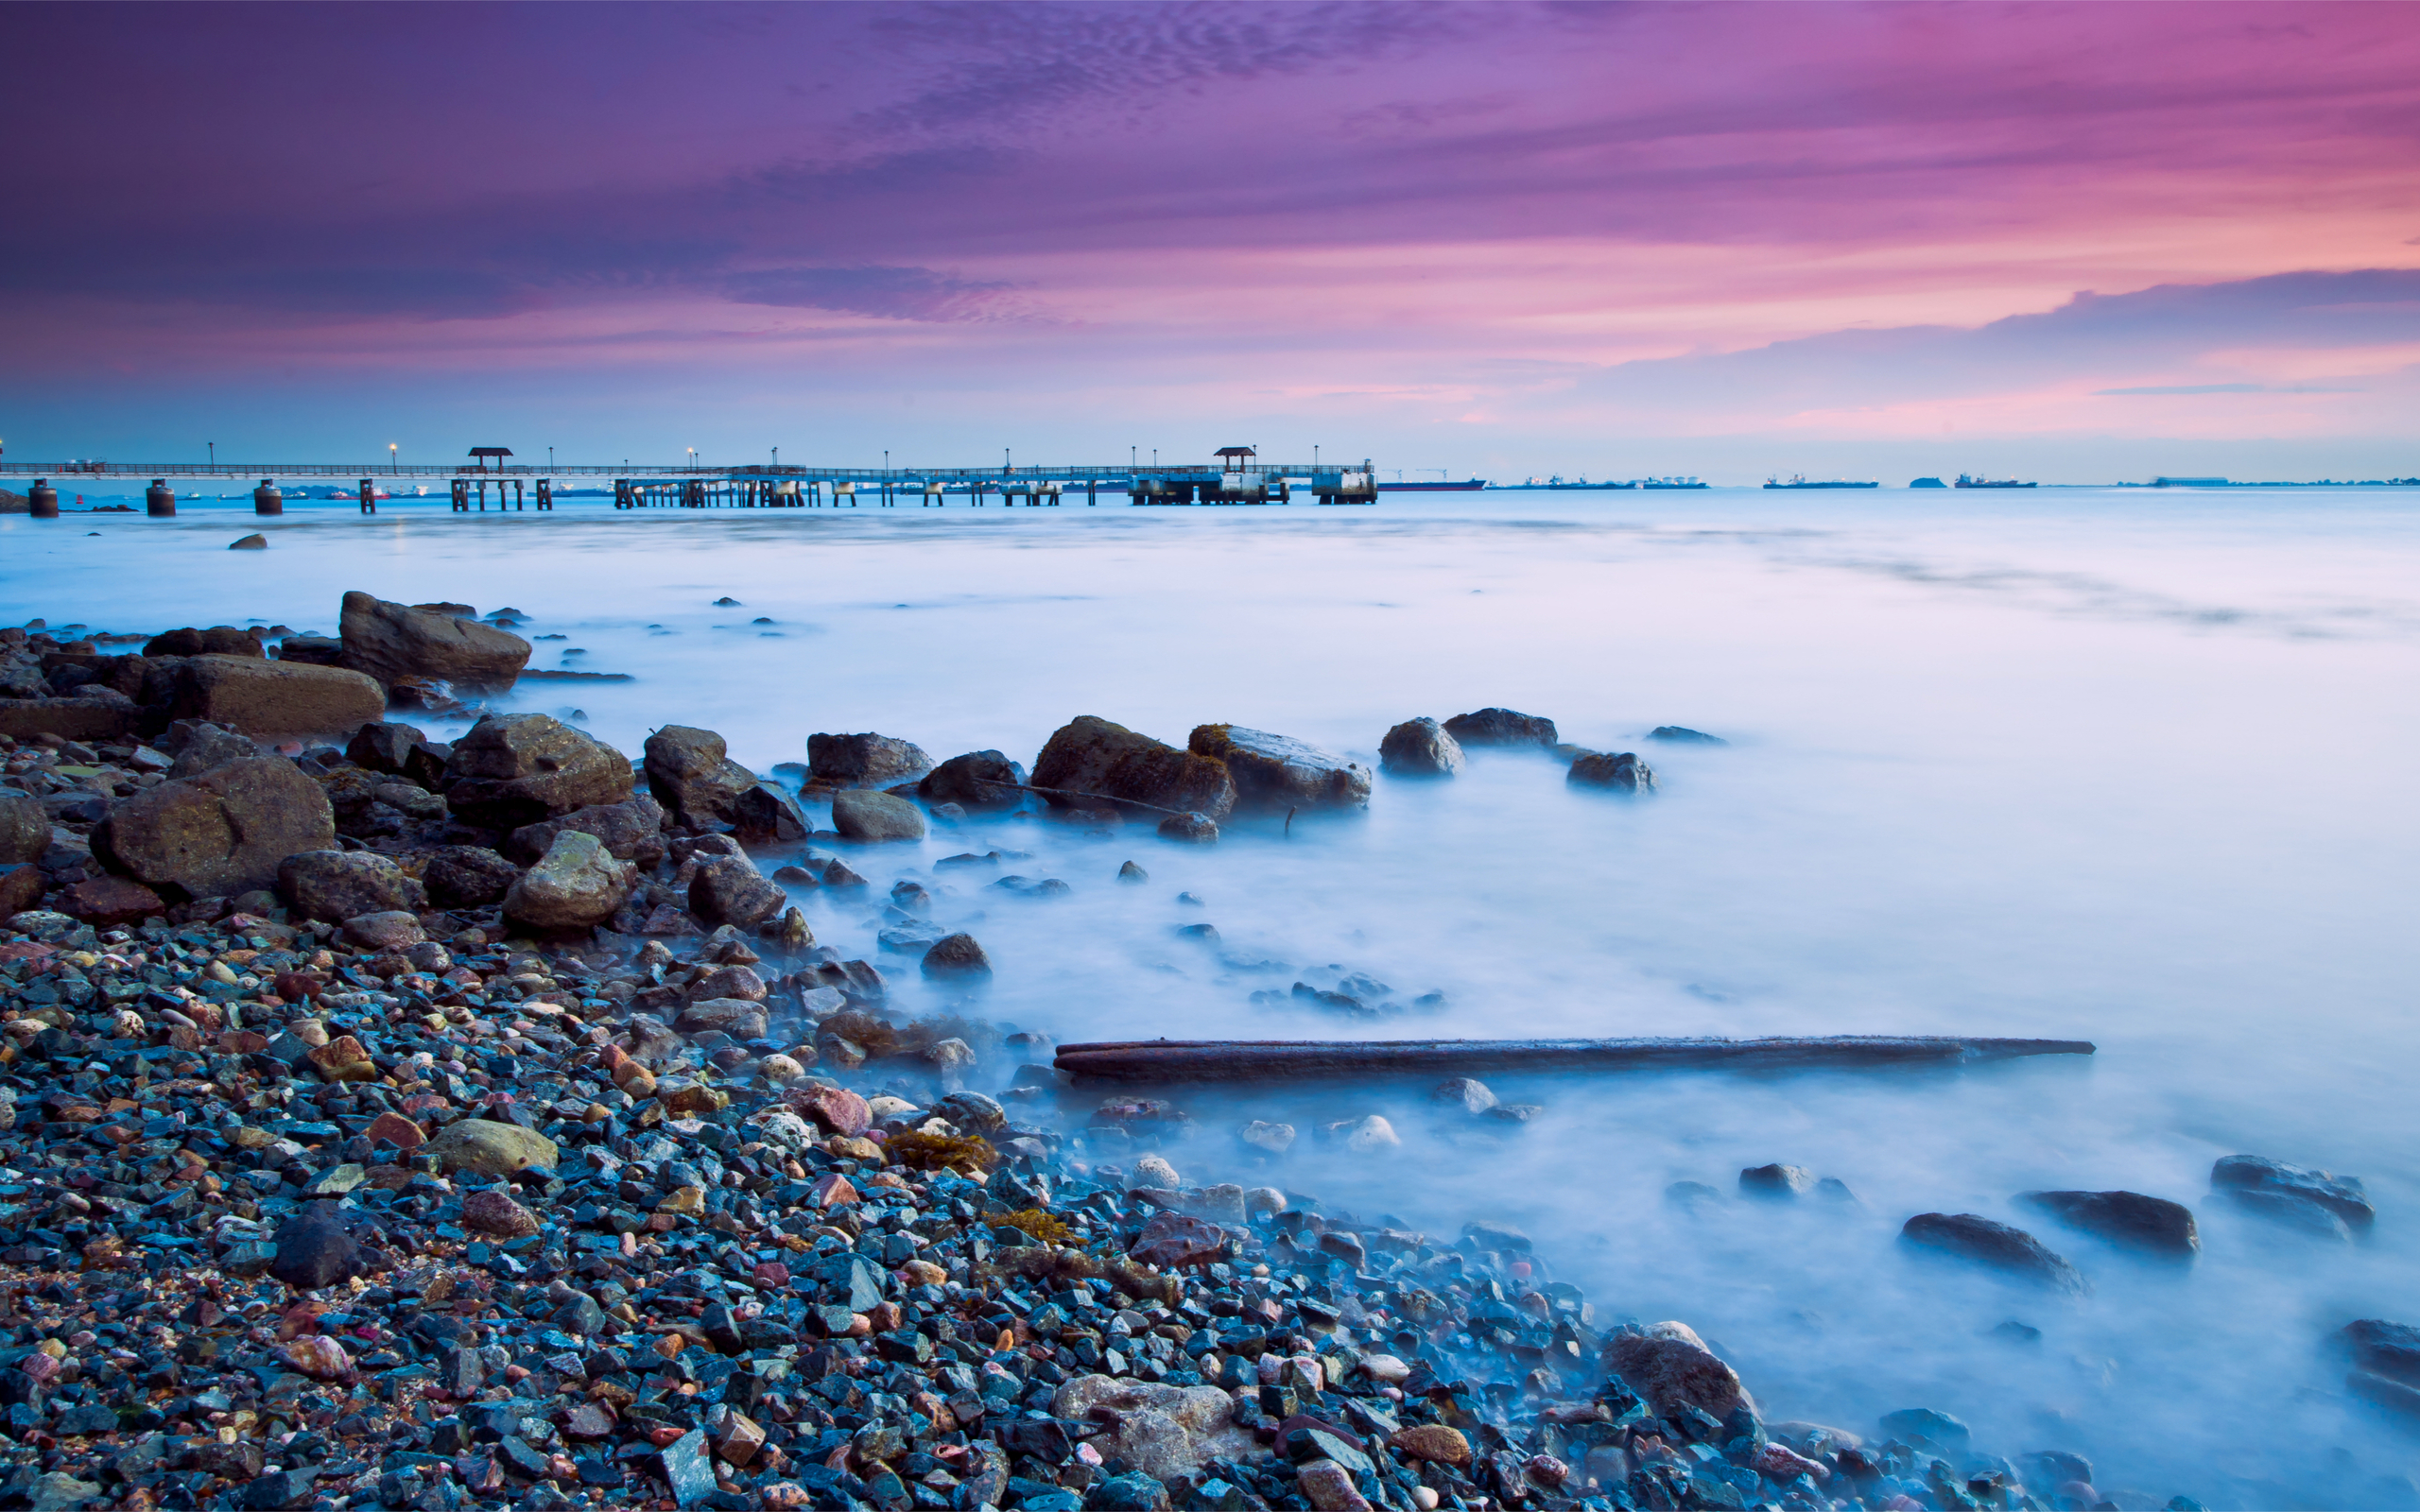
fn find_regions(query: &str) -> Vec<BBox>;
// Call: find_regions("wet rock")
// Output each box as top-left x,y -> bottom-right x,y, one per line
278,850 -> 425,922
441,713 -> 633,830
1189,724 -> 1373,811
1877,1407 -> 1968,1452
832,788 -> 925,841
143,626 -> 265,659
149,657 -> 387,738
1328,1114 -> 1400,1153
2211,1154 -> 2374,1234
1297,1460 -> 1371,1512
2019,1190 -> 2200,1260
270,1202 -> 370,1291
338,590 -> 530,691
922,932 -> 993,977
1380,717 -> 1465,777
1390,1425 -> 1471,1467
93,757 -> 335,899
343,719 -> 443,782
807,731 -> 932,789
1567,750 -> 1656,793
0,794 -> 46,865
2341,1321 -> 2420,1386
1033,714 -> 1237,819
690,853 -> 786,929
505,829 -> 636,930
340,910 -> 425,952
730,783 -> 806,842
918,749 -> 1028,808
509,793 -> 669,867
791,1085 -> 872,1137
0,865 -> 43,918
460,1188 -> 542,1237
2347,1370 -> 2420,1423
1118,859 -> 1148,884
1431,1077 -> 1497,1114
1239,1120 -> 1297,1156
1052,1375 -> 1256,1480
1158,812 -> 1219,844
1740,1163 -> 1815,1199
56,875 -> 163,927
1132,1211 -> 1229,1268
422,844 -> 522,907
645,725 -> 759,829
1605,1322 -> 1754,1421
1443,708 -> 1558,747
1900,1212 -> 2087,1292
678,997 -> 769,1039
424,1118 -> 558,1177
164,722 -> 257,779
1650,726 -> 1729,745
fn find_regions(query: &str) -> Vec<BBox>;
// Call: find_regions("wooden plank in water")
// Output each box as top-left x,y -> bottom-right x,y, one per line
1053,1035 -> 2095,1084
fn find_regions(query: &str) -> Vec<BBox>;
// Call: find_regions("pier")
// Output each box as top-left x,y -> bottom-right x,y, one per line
2,447 -> 1378,516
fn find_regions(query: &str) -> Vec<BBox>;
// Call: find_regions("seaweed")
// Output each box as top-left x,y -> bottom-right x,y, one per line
989,1206 -> 1076,1245
886,1129 -> 996,1174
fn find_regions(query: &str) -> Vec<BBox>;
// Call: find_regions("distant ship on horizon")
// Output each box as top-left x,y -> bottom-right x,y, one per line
1375,476 -> 1489,491
1955,473 -> 2036,489
1765,474 -> 1877,490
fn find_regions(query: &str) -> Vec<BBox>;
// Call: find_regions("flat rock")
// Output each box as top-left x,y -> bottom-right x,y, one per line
424,1118 -> 559,1177
149,656 -> 386,738
1900,1212 -> 2087,1292
1050,1375 -> 1253,1481
832,788 -> 925,841
339,591 -> 529,691
56,875 -> 164,927
93,757 -> 335,899
1033,715 -> 1236,819
1132,1211 -> 1229,1269
2019,1190 -> 2200,1259
2211,1153 -> 2374,1233
1443,708 -> 1558,747
1649,725 -> 1729,745
1188,724 -> 1372,811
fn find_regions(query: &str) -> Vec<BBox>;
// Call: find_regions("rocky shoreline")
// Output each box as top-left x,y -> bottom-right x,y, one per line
0,598 -> 2393,1512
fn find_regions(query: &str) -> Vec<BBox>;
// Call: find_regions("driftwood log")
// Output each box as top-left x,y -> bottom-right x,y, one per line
1054,1035 -> 2095,1084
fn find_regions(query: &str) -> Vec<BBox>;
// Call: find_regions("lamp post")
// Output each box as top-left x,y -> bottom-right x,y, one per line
389,443 -> 398,474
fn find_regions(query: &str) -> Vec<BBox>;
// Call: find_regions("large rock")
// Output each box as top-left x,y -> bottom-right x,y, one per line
731,784 -> 806,842
1051,1376 -> 1255,1482
58,876 -> 165,928
1604,1322 -> 1754,1421
422,846 -> 521,908
0,696 -> 140,743
1900,1212 -> 2087,1293
424,1119 -> 558,1177
1379,717 -> 1464,778
1443,708 -> 1558,747
278,850 -> 425,922
338,591 -> 529,692
807,731 -> 932,789
645,726 -> 757,829
918,750 -> 1028,808
0,795 -> 44,866
689,854 -> 786,929
148,656 -> 386,738
165,723 -> 257,780
922,933 -> 992,977
832,788 -> 925,841
504,830 -> 635,931
2211,1154 -> 2374,1234
92,757 -> 335,900
1567,750 -> 1656,794
2020,1190 -> 2200,1260
1189,725 -> 1372,811
1031,715 -> 1236,820
507,795 -> 668,866
345,721 -> 447,786
144,627 -> 263,659
441,713 -> 632,830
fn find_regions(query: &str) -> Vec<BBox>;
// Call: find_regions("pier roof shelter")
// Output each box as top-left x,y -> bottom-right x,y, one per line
1214,446 -> 1257,461
468,447 -> 513,472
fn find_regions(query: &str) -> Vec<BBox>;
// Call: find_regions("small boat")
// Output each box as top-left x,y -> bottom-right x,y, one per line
1765,474 -> 1877,490
1954,473 -> 2036,489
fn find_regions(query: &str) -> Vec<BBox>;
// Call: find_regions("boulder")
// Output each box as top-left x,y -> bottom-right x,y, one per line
1899,1212 -> 2087,1292
147,656 -> 386,738
1604,1322 -> 1754,1421
1740,1163 -> 1816,1199
690,854 -> 786,929
165,723 -> 258,779
1567,750 -> 1656,794
424,1119 -> 558,1177
0,866 -> 43,919
144,627 -> 264,659
422,846 -> 522,908
645,726 -> 758,829
0,794 -> 45,866
1379,718 -> 1464,778
441,713 -> 633,830
1032,715 -> 1236,820
1050,1375 -> 1255,1482
2341,1321 -> 2420,1386
337,591 -> 530,691
344,721 -> 445,784
832,788 -> 925,841
922,933 -> 993,977
274,635 -> 345,667
507,794 -> 668,866
504,830 -> 635,931
2211,1154 -> 2374,1234
92,757 -> 335,900
1188,725 -> 1372,811
730,784 -> 806,842
918,750 -> 1028,808
807,731 -> 932,789
0,696 -> 141,743
57,876 -> 164,927
278,850 -> 425,922
2019,1190 -> 2200,1260
1443,708 -> 1559,747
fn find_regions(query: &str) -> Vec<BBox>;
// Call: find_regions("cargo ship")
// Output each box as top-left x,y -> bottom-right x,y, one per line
1765,475 -> 1877,490
1955,473 -> 2035,489
1497,476 -> 1633,490
1375,477 -> 1489,492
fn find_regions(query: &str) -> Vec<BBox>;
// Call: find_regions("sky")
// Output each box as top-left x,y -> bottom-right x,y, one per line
3,0 -> 2419,483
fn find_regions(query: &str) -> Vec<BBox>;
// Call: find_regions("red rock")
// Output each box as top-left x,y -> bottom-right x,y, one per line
791,1085 -> 871,1137
0,867 -> 43,919
1389,1425 -> 1470,1467
752,1262 -> 789,1289
1754,1442 -> 1828,1483
58,876 -> 164,927
365,1111 -> 425,1149
461,1189 -> 541,1237
1129,1211 -> 1228,1269
283,1335 -> 354,1381
808,1174 -> 858,1209
272,971 -> 325,1003
563,1402 -> 618,1440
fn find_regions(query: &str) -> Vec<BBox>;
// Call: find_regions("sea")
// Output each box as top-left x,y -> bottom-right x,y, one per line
7,486 -> 2418,1503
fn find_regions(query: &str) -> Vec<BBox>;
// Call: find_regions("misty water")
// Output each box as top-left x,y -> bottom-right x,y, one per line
8,487 -> 2418,1503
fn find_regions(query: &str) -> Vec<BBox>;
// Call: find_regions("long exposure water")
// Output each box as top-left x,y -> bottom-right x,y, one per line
7,488 -> 2417,1503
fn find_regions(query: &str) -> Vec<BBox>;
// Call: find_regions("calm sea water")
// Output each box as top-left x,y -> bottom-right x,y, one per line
8,488 -> 2419,1501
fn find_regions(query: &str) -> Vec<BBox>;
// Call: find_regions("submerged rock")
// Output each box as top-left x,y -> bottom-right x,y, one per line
807,730 -> 932,789
1567,749 -> 1656,794
832,787 -> 925,841
2019,1189 -> 2200,1259
1188,723 -> 1372,811
1649,725 -> 1729,745
1379,716 -> 1465,777
2212,1154 -> 2373,1235
1443,707 -> 1558,747
919,749 -> 1028,808
1739,1163 -> 1816,1199
1033,714 -> 1237,820
1900,1212 -> 2088,1293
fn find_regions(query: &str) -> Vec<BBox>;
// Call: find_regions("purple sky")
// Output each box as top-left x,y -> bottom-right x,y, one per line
5,1 -> 2419,480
